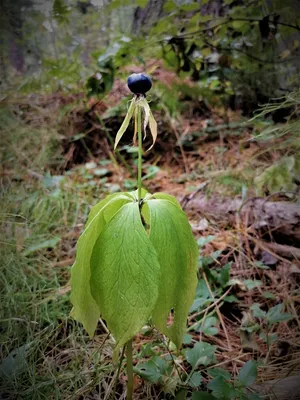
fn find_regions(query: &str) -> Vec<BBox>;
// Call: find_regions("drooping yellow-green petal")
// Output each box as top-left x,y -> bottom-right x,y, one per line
114,99 -> 136,150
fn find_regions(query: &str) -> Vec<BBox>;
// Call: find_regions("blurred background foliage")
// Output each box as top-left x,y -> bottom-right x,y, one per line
1,0 -> 299,107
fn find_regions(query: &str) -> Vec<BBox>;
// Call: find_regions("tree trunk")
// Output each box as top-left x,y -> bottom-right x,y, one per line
131,0 -> 165,34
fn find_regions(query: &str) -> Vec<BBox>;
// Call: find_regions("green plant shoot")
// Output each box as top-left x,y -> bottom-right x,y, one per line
70,74 -> 198,398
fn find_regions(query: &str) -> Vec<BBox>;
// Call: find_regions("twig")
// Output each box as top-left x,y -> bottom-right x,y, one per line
202,271 -> 232,351
250,237 -> 299,264
188,286 -> 232,322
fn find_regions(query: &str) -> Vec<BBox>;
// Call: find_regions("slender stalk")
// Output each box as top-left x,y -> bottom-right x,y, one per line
137,104 -> 143,203
113,344 -> 126,399
126,339 -> 134,400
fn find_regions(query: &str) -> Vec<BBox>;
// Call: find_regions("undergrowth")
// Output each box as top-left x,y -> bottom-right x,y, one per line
1,89 -> 299,399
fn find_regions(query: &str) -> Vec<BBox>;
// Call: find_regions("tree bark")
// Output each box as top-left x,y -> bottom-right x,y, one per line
131,0 -> 165,34
184,195 -> 300,243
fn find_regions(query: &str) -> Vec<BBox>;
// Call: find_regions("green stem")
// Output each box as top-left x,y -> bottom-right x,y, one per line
137,104 -> 143,203
113,344 -> 126,399
126,339 -> 134,400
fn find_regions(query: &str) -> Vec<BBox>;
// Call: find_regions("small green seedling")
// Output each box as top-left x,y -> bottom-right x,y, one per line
70,73 -> 198,399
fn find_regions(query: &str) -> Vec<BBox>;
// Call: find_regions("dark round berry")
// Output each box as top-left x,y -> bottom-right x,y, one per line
127,73 -> 152,94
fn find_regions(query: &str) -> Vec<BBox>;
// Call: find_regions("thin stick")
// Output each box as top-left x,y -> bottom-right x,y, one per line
126,339 -> 134,400
203,271 -> 232,351
188,286 -> 232,322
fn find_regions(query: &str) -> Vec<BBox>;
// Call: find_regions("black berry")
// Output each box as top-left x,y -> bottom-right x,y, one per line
127,73 -> 152,95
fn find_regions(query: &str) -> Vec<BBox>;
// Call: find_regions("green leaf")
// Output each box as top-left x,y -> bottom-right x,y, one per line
90,202 -> 161,356
185,342 -> 216,368
181,2 -> 200,12
114,99 -> 136,150
218,262 -> 231,287
209,368 -> 231,380
243,279 -> 262,290
197,235 -> 216,248
70,196 -> 131,337
164,0 -> 177,13
22,236 -> 60,256
188,371 -> 202,388
176,389 -> 187,400
250,303 -> 266,319
207,376 -> 236,398
0,344 -> 31,379
183,333 -> 193,345
259,332 -> 278,343
152,192 -> 181,209
196,316 -> 219,336
147,199 -> 198,348
53,0 -> 70,25
135,0 -> 148,7
238,360 -> 257,386
224,295 -> 238,303
266,304 -> 291,324
134,356 -> 172,384
87,193 -> 133,225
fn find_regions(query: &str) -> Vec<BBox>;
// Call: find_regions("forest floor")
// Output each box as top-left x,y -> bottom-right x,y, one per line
1,70 -> 300,399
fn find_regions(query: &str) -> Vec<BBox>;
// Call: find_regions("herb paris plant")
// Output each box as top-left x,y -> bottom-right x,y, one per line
70,73 -> 198,398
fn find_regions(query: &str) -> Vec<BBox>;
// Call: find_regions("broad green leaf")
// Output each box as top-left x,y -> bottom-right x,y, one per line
70,197 -> 131,337
218,262 -> 231,287
250,303 -> 266,319
188,371 -> 202,388
87,193 -> 133,225
134,356 -> 172,384
90,202 -> 160,356
183,333 -> 193,345
197,235 -> 216,248
238,360 -> 257,386
176,389 -> 187,400
141,202 -> 151,225
152,192 -> 181,209
207,376 -> 236,398
266,304 -> 291,324
209,368 -> 231,380
129,188 -> 150,201
224,295 -> 238,303
147,199 -> 198,348
114,99 -> 135,150
263,291 -> 275,299
196,316 -> 219,336
185,342 -> 216,368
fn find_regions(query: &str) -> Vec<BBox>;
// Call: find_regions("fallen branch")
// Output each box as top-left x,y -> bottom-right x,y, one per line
184,195 -> 300,242
254,240 -> 300,261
